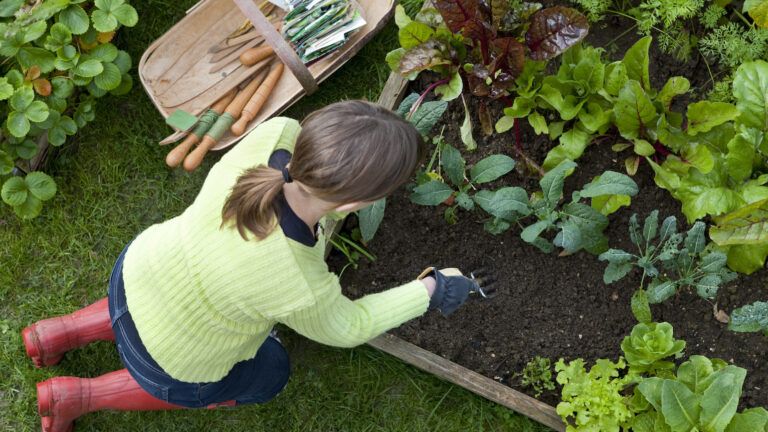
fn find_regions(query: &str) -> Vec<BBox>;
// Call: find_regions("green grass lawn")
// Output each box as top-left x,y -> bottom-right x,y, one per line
0,1 -> 551,430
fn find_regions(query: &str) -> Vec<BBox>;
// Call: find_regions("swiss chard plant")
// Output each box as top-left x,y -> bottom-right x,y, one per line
599,211 -> 736,307
0,0 -> 137,218
651,60 -> 768,274
498,36 -> 694,175
387,1 -> 588,149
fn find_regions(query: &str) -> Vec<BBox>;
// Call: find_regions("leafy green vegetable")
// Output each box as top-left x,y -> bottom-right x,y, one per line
599,211 -> 736,304
387,1 -> 588,103
517,356 -> 555,398
555,357 -> 637,432
621,322 -> 685,374
729,301 -> 768,336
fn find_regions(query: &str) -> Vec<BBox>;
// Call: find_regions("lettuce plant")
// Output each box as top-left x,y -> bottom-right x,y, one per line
0,0 -> 136,218
635,356 -> 763,432
557,322 -> 768,432
620,322 -> 685,375
599,211 -> 736,305
518,356 -> 555,398
555,357 -> 638,432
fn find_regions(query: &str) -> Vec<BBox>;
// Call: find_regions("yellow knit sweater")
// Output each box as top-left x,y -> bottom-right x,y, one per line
122,117 -> 430,382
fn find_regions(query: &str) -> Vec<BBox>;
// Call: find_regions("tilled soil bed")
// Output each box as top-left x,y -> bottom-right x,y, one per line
329,13 -> 768,409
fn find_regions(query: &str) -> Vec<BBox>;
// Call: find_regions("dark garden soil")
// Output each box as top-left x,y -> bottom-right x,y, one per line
328,13 -> 768,408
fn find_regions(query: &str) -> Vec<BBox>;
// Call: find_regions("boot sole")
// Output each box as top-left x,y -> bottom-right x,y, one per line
22,326 -> 63,368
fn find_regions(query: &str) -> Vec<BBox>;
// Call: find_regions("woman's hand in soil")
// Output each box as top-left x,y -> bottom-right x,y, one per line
421,267 -> 476,316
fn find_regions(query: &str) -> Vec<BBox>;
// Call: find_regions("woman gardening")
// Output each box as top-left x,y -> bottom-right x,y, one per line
22,100 -> 487,432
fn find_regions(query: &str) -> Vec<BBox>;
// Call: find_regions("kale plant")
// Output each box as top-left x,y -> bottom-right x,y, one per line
599,211 -> 736,305
517,356 -> 556,398
409,131 -> 516,224
729,301 -> 768,336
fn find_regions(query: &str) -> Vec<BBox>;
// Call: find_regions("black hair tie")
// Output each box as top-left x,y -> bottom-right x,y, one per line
281,167 -> 293,183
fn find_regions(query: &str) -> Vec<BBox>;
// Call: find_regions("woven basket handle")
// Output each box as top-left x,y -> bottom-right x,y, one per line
231,0 -> 319,94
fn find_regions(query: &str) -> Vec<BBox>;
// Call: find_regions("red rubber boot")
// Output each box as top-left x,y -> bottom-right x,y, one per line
37,369 -> 182,432
22,298 -> 115,368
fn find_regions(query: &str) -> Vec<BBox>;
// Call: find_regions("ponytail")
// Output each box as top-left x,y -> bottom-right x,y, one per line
222,100 -> 423,242
221,165 -> 286,240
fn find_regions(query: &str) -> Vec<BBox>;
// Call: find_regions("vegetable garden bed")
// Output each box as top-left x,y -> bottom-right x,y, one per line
330,3 -> 768,430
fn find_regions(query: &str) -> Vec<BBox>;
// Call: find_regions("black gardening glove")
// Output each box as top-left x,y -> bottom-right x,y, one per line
419,267 -> 477,316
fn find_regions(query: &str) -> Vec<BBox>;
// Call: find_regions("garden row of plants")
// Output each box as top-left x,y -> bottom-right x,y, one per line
348,1 -> 768,430
0,0 -> 138,218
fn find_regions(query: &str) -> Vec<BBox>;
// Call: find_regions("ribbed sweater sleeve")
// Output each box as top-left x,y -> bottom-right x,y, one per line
279,280 -> 430,347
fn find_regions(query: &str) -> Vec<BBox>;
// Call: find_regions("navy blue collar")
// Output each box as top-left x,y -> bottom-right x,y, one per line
268,150 -> 317,247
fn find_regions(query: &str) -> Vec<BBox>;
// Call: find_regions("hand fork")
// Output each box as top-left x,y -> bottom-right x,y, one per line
469,268 -> 498,299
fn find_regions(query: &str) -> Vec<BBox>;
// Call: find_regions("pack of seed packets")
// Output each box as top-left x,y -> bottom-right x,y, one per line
270,0 -> 366,63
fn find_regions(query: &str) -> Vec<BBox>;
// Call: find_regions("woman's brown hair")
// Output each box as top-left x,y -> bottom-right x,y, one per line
222,100 -> 425,240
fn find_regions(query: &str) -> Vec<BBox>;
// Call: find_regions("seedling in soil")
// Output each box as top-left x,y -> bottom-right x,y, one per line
599,211 -> 737,310
329,231 -> 376,278
409,131 -> 516,226
517,356 -> 555,398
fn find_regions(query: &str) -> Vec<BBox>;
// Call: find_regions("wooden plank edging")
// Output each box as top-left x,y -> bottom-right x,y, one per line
367,334 -> 565,432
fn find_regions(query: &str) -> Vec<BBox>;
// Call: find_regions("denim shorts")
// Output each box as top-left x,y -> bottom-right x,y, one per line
108,244 -> 290,408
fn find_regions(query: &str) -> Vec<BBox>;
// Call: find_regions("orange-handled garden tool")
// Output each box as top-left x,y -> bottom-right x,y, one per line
183,68 -> 270,172
165,90 -> 236,168
230,62 -> 284,136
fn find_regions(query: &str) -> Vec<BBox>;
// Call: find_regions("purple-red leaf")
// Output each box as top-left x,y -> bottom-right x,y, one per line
398,40 -> 453,75
491,37 -> 525,78
525,6 -> 588,60
434,0 -> 483,33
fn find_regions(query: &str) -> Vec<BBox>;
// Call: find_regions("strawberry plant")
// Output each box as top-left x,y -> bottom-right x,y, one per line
0,0 -> 137,218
